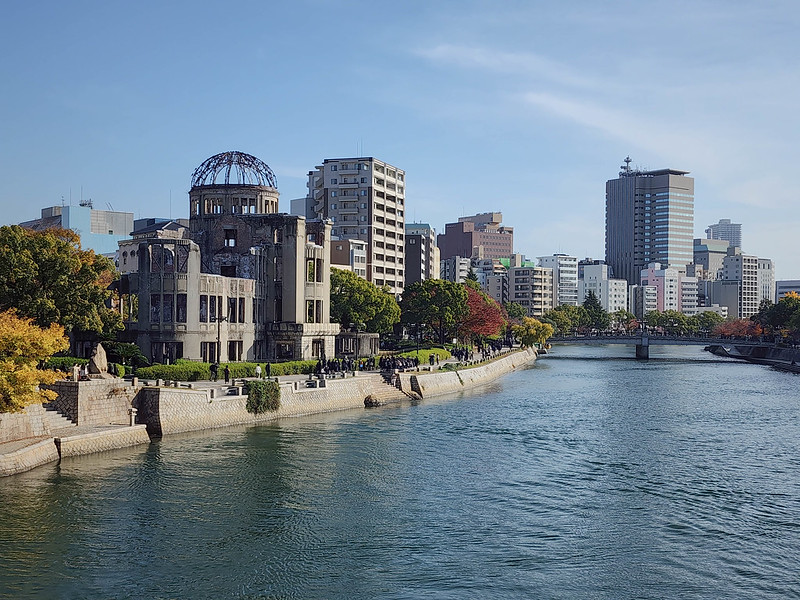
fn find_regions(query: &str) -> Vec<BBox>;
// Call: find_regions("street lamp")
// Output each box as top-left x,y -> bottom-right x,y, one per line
213,314 -> 228,363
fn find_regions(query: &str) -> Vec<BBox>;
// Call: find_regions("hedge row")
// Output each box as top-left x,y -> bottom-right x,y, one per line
135,360 -> 319,382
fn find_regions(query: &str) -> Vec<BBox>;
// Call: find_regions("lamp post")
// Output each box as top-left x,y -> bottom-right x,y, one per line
213,314 -> 228,363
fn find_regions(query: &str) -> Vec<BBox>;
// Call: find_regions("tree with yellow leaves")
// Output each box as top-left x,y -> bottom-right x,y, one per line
513,316 -> 554,348
0,309 -> 69,413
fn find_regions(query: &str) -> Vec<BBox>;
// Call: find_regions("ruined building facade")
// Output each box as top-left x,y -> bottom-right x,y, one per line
123,151 -> 339,364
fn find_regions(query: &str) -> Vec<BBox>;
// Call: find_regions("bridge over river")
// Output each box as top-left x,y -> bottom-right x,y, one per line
549,334 -> 767,359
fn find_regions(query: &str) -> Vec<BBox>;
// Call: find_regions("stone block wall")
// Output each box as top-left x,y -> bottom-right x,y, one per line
0,439 -> 60,477
48,380 -> 140,426
136,374 -> 391,436
410,348 -> 536,399
0,405 -> 50,444
55,426 -> 150,458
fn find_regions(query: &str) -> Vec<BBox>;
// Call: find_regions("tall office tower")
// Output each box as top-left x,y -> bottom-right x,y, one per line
437,212 -> 513,260
405,223 -> 439,285
307,157 -> 406,295
537,254 -> 579,306
706,219 -> 742,249
605,157 -> 694,286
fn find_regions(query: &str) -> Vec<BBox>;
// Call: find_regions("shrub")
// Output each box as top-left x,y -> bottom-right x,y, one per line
136,362 -> 210,381
134,359 -> 319,382
246,379 -> 281,414
45,356 -> 89,371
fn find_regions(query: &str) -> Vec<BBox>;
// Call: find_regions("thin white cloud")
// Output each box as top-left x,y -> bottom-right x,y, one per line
415,44 -> 597,89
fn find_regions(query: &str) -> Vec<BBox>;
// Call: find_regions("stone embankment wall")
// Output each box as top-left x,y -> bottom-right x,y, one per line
0,439 -> 61,477
55,426 -> 150,458
0,405 -> 51,444
2,348 -> 536,476
138,374 -> 403,436
47,379 -> 140,425
406,347 -> 537,398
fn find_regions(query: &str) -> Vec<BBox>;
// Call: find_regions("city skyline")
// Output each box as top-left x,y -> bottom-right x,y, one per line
1,1 -> 798,276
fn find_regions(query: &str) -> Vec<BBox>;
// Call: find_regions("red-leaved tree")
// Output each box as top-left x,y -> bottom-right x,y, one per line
459,286 -> 506,343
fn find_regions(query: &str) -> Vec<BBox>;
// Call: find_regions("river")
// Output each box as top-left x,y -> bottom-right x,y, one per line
1,345 -> 799,599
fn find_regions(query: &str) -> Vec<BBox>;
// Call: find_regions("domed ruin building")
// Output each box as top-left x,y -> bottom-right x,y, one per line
122,151 -> 339,364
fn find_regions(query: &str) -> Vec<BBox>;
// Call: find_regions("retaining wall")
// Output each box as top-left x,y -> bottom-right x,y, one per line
137,375 -> 390,436
409,348 -> 537,398
0,439 -> 60,477
55,425 -> 150,458
0,405 -> 51,444
47,379 -> 140,426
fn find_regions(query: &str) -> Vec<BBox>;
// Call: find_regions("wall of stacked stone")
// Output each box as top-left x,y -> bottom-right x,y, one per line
0,439 -> 60,477
410,348 -> 536,398
48,379 -> 140,426
55,425 -> 150,458
137,375 -> 391,436
0,404 -> 50,444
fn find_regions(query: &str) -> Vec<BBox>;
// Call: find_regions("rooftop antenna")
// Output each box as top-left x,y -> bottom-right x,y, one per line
620,155 -> 633,175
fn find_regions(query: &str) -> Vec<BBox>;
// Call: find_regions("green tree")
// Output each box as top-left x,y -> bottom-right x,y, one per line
513,316 -> 554,348
690,311 -> 724,334
401,279 -> 468,345
329,268 -> 400,333
544,304 -> 589,335
582,292 -> 610,331
365,288 -> 401,334
0,226 -> 122,336
610,309 -> 637,332
503,302 -> 527,324
0,309 -> 69,413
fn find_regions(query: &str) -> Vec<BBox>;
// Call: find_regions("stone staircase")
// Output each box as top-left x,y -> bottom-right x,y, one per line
364,372 -> 419,406
42,404 -> 77,433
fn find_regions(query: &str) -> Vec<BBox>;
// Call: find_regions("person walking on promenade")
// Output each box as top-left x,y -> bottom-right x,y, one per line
255,364 -> 262,379
224,365 -> 230,384
210,362 -> 218,381
266,362 -> 271,379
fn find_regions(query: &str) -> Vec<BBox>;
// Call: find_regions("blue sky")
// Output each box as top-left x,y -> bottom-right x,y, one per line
2,1 -> 798,277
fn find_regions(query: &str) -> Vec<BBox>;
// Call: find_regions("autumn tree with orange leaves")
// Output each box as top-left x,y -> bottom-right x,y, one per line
0,310 -> 68,412
712,318 -> 763,338
459,284 -> 507,343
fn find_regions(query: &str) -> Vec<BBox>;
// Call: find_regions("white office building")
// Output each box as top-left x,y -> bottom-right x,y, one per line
537,254 -> 579,306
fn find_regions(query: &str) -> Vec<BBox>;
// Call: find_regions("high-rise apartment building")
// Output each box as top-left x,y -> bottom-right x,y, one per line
537,254 -> 579,306
440,256 -> 472,283
405,223 -> 439,285
508,266 -> 554,317
605,157 -> 694,286
706,219 -> 742,249
709,248 -> 759,318
307,157 -> 406,295
437,212 -> 513,260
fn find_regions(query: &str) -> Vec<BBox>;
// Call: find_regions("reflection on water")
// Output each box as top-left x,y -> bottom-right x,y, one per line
2,345 -> 799,599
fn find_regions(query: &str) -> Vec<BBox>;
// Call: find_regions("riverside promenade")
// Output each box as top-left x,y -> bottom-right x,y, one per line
1,347 -> 537,477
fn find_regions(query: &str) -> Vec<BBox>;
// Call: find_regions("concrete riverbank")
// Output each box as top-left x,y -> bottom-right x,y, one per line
1,347 -> 537,476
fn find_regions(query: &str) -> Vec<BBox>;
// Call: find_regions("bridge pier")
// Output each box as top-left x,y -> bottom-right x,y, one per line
635,336 -> 649,360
